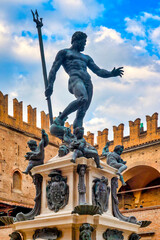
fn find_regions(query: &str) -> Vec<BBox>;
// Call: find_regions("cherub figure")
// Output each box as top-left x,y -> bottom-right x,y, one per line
102,143 -> 127,186
69,127 -> 103,169
23,129 -> 49,175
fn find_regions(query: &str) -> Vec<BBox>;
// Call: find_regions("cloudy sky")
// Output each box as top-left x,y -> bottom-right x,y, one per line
1,0 -> 160,140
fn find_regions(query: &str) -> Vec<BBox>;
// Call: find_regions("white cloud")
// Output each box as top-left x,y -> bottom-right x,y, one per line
51,0 -> 104,22
94,26 -> 123,44
84,117 -> 112,138
149,26 -> 160,47
124,65 -> 160,82
13,36 -> 40,62
1,0 -> 45,4
125,17 -> 145,37
1,4 -> 160,141
141,12 -> 160,22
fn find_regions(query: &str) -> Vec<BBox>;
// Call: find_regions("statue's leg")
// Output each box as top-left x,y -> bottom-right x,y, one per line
23,163 -> 34,174
73,83 -> 93,129
59,79 -> 88,121
71,150 -> 83,163
117,164 -> 127,174
84,149 -> 103,169
111,163 -> 127,186
71,150 -> 78,163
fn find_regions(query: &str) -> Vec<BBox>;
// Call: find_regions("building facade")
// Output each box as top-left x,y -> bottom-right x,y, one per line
0,91 -> 159,239
0,91 -> 59,239
85,113 -> 160,240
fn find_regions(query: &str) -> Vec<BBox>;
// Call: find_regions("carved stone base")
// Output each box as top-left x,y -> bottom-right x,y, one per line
11,156 -> 141,240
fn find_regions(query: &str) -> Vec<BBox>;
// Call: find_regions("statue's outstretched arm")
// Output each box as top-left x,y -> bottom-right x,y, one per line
45,50 -> 66,98
87,56 -> 124,78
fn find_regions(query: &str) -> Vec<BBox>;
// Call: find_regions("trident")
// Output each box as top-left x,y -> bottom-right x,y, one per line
31,10 -> 53,125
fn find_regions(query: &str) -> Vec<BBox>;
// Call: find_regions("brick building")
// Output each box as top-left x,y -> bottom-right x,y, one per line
86,113 -> 160,240
0,91 -> 60,238
0,90 -> 159,239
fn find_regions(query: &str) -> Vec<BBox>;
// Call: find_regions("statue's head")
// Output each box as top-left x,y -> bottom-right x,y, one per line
74,127 -> 84,139
9,232 -> 22,240
129,233 -> 141,240
71,31 -> 87,52
114,145 -> 124,155
80,231 -> 91,240
58,144 -> 69,157
27,140 -> 37,151
77,164 -> 87,176
79,224 -> 94,240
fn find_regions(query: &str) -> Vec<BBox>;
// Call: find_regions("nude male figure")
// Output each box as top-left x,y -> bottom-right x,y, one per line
45,31 -> 123,131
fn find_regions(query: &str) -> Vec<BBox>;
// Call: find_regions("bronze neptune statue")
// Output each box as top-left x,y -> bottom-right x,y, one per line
45,31 -> 124,133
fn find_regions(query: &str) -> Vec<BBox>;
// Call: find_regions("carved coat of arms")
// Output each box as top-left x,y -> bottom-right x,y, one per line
46,170 -> 69,212
103,229 -> 124,240
92,176 -> 110,214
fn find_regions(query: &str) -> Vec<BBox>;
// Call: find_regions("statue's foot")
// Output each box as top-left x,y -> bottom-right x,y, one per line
71,159 -> 76,163
116,172 -> 121,176
116,172 -> 127,186
97,165 -> 103,169
122,182 -> 127,186
22,171 -> 28,175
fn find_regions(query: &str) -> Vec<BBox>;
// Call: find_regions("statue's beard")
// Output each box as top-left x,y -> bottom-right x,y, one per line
78,44 -> 85,52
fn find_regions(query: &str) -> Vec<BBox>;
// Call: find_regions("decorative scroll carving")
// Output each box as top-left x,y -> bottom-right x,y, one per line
92,176 -> 110,214
129,233 -> 141,240
33,227 -> 62,240
0,216 -> 14,225
111,177 -> 141,225
79,223 -> 94,240
46,170 -> 69,212
15,174 -> 43,221
103,229 -> 124,240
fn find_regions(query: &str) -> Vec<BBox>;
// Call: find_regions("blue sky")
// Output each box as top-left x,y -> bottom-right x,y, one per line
1,0 -> 160,140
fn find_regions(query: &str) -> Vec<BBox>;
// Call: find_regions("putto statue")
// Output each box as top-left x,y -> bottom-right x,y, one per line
102,143 -> 127,186
23,129 -> 49,175
69,127 -> 103,168
45,31 -> 124,134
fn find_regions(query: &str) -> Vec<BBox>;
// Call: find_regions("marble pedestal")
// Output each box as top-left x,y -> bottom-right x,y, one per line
12,154 -> 140,240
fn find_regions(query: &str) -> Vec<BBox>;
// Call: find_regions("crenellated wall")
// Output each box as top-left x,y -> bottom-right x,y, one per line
91,112 -> 160,154
0,91 -> 60,147
1,90 -> 160,155
0,91 -> 60,210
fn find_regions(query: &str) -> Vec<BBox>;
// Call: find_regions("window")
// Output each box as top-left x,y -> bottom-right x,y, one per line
13,171 -> 21,191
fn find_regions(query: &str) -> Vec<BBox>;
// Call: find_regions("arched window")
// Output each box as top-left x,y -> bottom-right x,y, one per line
13,171 -> 21,191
